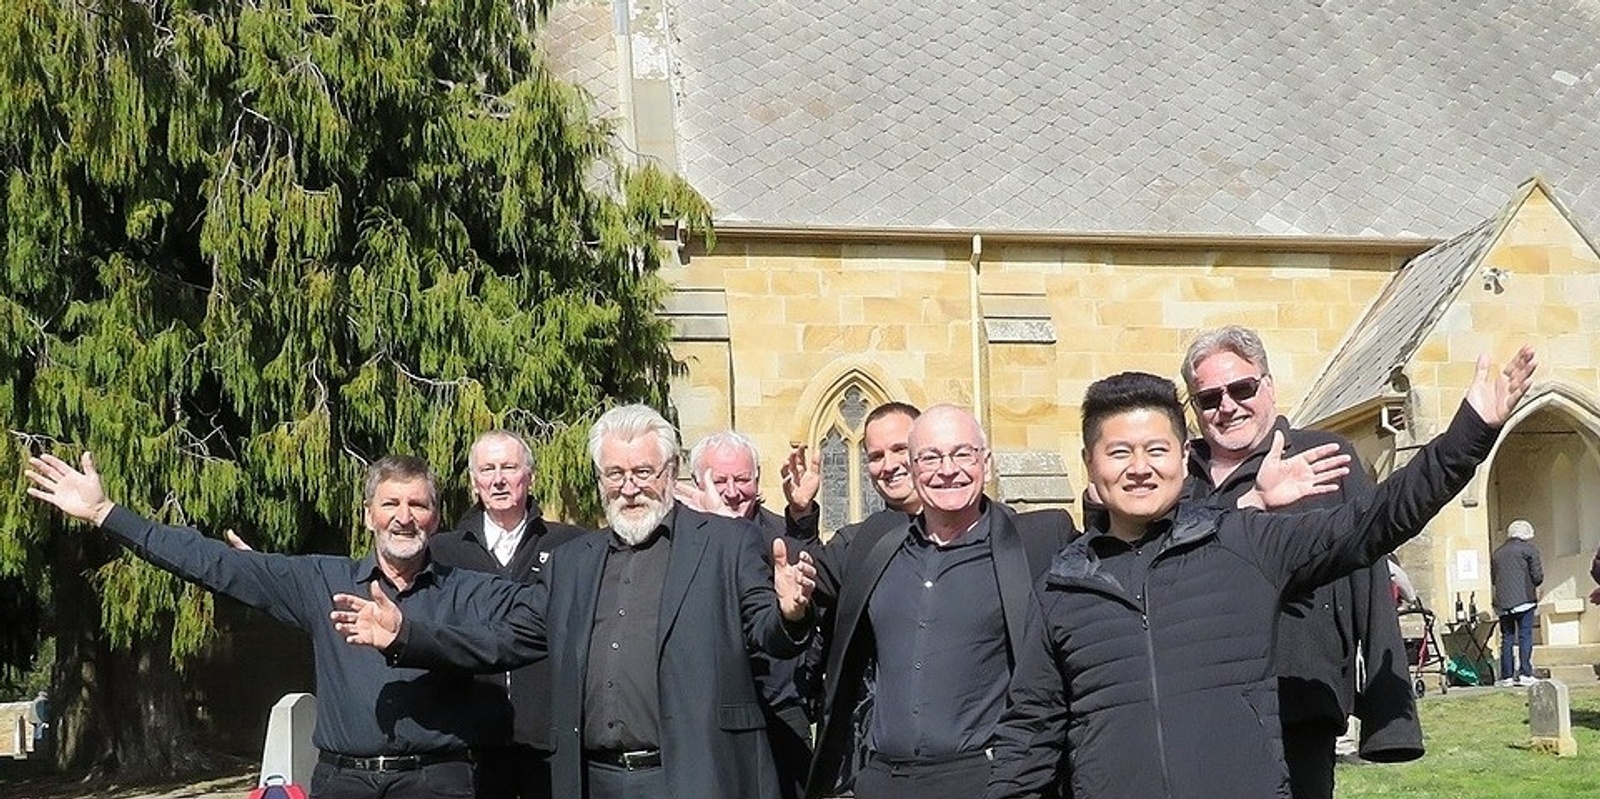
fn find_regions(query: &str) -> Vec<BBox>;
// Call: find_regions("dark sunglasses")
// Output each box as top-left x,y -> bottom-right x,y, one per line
1191,376 -> 1264,411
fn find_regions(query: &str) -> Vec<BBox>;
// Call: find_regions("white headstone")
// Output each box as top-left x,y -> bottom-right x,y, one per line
1528,679 -> 1577,756
259,692 -> 318,786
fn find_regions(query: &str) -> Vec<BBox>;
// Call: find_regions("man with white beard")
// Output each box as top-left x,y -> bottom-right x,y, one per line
334,404 -> 819,799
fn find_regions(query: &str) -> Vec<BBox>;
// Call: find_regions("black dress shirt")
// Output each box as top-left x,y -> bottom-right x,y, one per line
99,505 -> 505,757
866,508 -> 1008,759
582,516 -> 673,750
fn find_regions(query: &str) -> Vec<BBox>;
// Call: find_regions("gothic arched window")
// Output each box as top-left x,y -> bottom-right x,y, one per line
815,382 -> 888,535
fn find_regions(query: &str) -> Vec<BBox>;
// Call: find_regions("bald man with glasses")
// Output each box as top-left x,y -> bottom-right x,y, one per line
804,404 -> 1075,799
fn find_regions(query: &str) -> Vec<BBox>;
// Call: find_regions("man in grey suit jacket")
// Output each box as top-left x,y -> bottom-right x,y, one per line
334,404 -> 818,799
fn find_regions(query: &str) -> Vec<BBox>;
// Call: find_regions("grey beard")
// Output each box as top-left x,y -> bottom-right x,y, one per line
609,497 -> 672,546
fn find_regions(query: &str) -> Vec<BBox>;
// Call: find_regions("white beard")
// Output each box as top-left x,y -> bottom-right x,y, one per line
608,494 -> 672,546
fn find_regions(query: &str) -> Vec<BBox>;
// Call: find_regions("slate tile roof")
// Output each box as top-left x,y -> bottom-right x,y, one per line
662,0 -> 1600,236
1293,214 -> 1502,425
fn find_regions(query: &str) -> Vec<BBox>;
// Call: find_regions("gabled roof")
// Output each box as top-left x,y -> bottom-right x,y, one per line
1291,215 -> 1499,426
655,0 -> 1600,237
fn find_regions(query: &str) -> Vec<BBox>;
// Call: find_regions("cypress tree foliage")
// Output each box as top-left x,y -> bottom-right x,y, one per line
0,0 -> 710,777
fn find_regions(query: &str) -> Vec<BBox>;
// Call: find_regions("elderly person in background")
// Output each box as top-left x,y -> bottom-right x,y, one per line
1490,519 -> 1543,687
682,429 -> 819,799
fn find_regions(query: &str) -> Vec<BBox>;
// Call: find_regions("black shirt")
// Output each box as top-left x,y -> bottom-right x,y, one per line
582,515 -> 673,750
100,505 -> 502,757
867,507 -> 1008,759
1086,515 -> 1174,607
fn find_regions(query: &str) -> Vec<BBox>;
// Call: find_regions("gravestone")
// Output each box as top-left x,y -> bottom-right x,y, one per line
259,692 -> 318,786
1528,679 -> 1577,756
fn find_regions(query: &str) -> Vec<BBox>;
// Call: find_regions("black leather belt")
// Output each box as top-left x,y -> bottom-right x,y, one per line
319,751 -> 470,772
585,748 -> 663,770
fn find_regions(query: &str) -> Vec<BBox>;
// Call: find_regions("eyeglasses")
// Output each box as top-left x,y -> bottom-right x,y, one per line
599,461 -> 671,488
1190,376 -> 1265,411
911,446 -> 985,472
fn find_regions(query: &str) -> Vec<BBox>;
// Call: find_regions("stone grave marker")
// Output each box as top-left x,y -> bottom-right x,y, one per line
1528,679 -> 1577,756
259,692 -> 318,786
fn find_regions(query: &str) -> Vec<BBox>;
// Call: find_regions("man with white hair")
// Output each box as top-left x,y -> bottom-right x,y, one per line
1490,518 -> 1543,687
333,404 -> 818,799
428,430 -> 586,799
684,430 -> 819,799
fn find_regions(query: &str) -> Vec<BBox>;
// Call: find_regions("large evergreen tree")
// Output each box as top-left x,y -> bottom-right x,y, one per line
0,0 -> 709,777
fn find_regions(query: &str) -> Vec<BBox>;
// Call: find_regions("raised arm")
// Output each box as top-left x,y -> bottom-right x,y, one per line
1262,348 -> 1536,591
26,452 -> 321,627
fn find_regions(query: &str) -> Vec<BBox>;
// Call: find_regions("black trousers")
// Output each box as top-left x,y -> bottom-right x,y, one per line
853,750 -> 990,799
309,759 -> 474,799
767,704 -> 815,799
474,743 -> 553,799
585,760 -> 668,799
1282,724 -> 1337,799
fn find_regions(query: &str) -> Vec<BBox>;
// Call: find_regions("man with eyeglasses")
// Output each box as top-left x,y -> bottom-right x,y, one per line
426,430 -> 586,799
331,404 -> 818,799
680,430 -> 820,799
1180,326 -> 1422,799
803,404 -> 1076,799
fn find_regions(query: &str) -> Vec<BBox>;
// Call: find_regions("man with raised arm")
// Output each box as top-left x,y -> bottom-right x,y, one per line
332,404 -> 818,799
1179,326 -> 1423,796
25,454 -> 485,799
986,347 -> 1536,799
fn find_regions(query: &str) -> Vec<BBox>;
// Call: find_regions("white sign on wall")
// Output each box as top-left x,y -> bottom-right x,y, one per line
1455,549 -> 1480,582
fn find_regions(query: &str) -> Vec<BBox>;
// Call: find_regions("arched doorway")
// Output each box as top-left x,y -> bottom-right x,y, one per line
1486,394 -> 1600,660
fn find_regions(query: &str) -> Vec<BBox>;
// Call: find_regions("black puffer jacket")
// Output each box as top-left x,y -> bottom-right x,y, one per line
986,404 -> 1496,799
1187,419 -> 1421,760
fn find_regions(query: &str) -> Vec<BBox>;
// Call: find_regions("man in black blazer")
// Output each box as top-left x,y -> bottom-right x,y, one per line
334,404 -> 818,799
427,430 -> 587,799
803,404 -> 1076,799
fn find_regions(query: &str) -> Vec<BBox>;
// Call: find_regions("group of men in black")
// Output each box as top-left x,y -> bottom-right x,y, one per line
23,325 -> 1538,799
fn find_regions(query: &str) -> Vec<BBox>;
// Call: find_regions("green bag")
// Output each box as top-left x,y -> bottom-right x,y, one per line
1445,655 -> 1482,686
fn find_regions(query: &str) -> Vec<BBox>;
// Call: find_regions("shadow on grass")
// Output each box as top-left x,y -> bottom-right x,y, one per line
1571,707 -> 1600,732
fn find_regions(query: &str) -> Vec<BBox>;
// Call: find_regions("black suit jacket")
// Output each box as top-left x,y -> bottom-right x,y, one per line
804,500 -> 1076,798
426,502 -> 586,749
396,507 -> 810,799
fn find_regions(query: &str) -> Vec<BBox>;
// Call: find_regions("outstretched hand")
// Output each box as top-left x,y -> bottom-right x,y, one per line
673,470 -> 739,518
772,538 -> 816,622
24,452 -> 115,525
1468,346 -> 1537,426
332,582 -> 403,651
780,444 -> 821,513
1244,434 -> 1352,510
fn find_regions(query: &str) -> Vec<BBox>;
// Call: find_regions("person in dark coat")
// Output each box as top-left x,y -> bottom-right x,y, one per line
333,404 -> 820,799
1490,519 -> 1543,686
427,430 -> 586,799
801,405 -> 1077,799
1179,326 -> 1422,798
681,429 -> 822,799
986,347 -> 1536,799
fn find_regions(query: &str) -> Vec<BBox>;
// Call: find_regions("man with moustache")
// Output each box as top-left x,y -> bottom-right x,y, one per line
24,453 -> 488,799
683,430 -> 819,799
986,347 -> 1536,799
1180,327 -> 1422,798
333,404 -> 819,799
802,404 -> 1076,799
428,430 -> 586,799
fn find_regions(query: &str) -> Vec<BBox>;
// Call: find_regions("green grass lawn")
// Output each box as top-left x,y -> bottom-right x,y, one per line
1336,684 -> 1600,798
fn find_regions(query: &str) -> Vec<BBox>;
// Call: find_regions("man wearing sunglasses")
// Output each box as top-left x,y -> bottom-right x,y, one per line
1180,326 -> 1421,799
